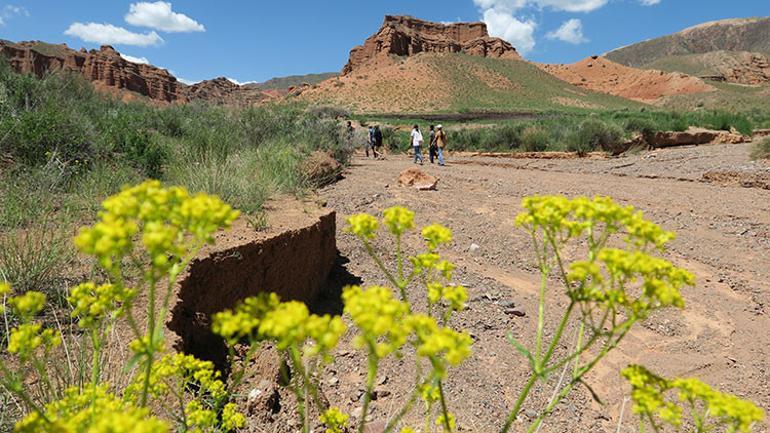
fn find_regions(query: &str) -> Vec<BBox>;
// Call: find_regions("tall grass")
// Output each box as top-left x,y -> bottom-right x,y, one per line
0,60 -> 355,302
750,137 -> 770,160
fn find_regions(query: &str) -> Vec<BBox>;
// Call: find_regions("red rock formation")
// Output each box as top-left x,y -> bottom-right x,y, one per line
540,56 -> 714,103
342,15 -> 521,75
183,77 -> 268,105
0,40 -> 183,102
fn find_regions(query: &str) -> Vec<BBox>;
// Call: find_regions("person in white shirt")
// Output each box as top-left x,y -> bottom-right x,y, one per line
410,124 -> 424,164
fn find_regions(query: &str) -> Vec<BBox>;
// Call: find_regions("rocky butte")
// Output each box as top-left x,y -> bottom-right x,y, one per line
342,15 -> 521,75
0,40 -> 183,102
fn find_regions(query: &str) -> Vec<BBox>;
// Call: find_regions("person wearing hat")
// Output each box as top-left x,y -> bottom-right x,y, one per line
435,124 -> 447,166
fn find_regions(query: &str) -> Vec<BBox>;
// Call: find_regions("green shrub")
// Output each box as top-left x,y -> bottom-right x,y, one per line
750,137 -> 770,160
521,126 -> 549,152
624,117 -> 658,137
703,110 -> 753,136
568,118 -> 624,155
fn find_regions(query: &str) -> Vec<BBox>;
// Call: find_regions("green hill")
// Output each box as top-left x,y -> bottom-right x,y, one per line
606,17 -> 770,69
302,53 -> 640,114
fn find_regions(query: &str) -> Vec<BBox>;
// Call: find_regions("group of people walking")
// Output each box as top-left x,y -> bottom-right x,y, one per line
346,121 -> 448,166
410,124 -> 446,166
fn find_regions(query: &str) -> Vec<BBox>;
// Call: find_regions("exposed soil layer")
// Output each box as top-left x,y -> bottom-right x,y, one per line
167,198 -> 337,369
273,141 -> 769,432
540,56 -> 714,103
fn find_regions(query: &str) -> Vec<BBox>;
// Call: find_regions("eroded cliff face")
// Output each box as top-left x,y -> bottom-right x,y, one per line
342,15 -> 521,75
0,40 -> 183,102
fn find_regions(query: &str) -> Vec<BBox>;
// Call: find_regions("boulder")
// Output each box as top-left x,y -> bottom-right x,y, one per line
342,15 -> 521,75
398,167 -> 438,190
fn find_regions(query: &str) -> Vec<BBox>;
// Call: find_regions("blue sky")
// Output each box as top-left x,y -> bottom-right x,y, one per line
0,1 -> 767,84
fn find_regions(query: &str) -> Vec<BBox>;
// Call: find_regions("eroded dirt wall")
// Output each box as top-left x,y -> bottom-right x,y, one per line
167,205 -> 336,368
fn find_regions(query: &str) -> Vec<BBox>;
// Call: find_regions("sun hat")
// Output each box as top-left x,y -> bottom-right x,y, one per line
437,124 -> 443,129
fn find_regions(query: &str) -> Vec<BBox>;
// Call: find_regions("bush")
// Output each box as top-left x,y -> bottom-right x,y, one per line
624,117 -> 658,138
703,110 -> 753,136
521,126 -> 549,152
750,137 -> 770,160
482,125 -> 523,150
568,118 -> 624,155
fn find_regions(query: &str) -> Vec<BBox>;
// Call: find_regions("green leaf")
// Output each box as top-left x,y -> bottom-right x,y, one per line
507,332 -> 537,371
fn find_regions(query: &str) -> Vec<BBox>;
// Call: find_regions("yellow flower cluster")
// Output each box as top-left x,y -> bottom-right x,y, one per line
221,402 -> 246,431
515,195 -> 675,250
7,323 -> 61,361
672,378 -> 765,433
319,407 -> 349,433
184,400 -> 217,433
0,282 -> 11,313
258,301 -> 347,356
213,293 -> 346,358
567,248 -> 692,317
125,353 -> 227,403
15,385 -> 169,433
408,314 -> 472,376
622,365 -> 764,432
5,290 -> 61,361
342,286 -> 411,358
436,412 -> 457,432
211,293 -> 281,345
422,224 -> 453,251
411,253 -> 455,281
75,180 -> 239,272
347,213 -> 379,240
68,282 -> 136,330
426,283 -> 468,312
9,291 -> 46,320
383,206 -> 416,235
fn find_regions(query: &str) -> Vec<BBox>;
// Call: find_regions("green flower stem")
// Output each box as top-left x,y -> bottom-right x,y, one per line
501,373 -> 538,433
539,302 -> 575,369
139,272 -> 158,407
535,265 -> 548,367
363,241 -> 400,291
358,351 -> 379,433
572,322 -> 585,378
438,379 -> 452,432
396,233 -> 404,282
90,329 -> 102,386
0,367 -> 51,425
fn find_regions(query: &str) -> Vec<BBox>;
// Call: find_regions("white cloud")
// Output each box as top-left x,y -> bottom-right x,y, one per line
65,23 -> 163,46
176,77 -> 199,85
125,1 -> 204,33
482,8 -> 536,54
639,0 -> 661,5
120,54 -> 150,64
225,77 -> 258,86
546,18 -> 589,44
1,4 -> 29,25
535,0 -> 608,12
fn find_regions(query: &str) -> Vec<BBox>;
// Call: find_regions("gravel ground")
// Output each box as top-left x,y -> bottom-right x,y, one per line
245,142 -> 770,432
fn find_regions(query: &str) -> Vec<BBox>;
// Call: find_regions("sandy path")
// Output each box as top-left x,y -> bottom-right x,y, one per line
317,144 -> 770,432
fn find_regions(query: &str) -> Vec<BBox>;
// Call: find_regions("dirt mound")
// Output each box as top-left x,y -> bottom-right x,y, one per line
168,199 -> 337,368
540,56 -> 714,103
342,15 -> 520,75
302,151 -> 343,187
649,127 -> 748,148
398,167 -> 438,190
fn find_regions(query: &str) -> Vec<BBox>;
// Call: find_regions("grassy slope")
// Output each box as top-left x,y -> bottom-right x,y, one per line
434,54 -> 640,112
305,53 -> 640,114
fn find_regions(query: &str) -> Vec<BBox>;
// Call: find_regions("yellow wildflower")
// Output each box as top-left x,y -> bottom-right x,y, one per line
383,206 -> 415,235
319,407 -> 349,433
347,213 -> 379,240
422,224 -> 452,250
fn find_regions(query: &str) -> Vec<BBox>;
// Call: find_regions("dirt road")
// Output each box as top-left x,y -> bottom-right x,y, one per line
316,142 -> 770,432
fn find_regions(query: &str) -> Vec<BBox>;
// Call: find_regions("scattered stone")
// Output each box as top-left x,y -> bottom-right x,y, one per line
500,300 -> 516,309
469,243 -> 481,254
328,377 -> 339,386
505,309 -> 526,317
302,151 -> 343,187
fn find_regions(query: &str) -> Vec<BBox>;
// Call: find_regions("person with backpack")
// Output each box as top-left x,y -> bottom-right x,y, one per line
366,125 -> 375,158
435,124 -> 447,166
410,124 -> 424,164
373,125 -> 383,159
428,125 -> 438,164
